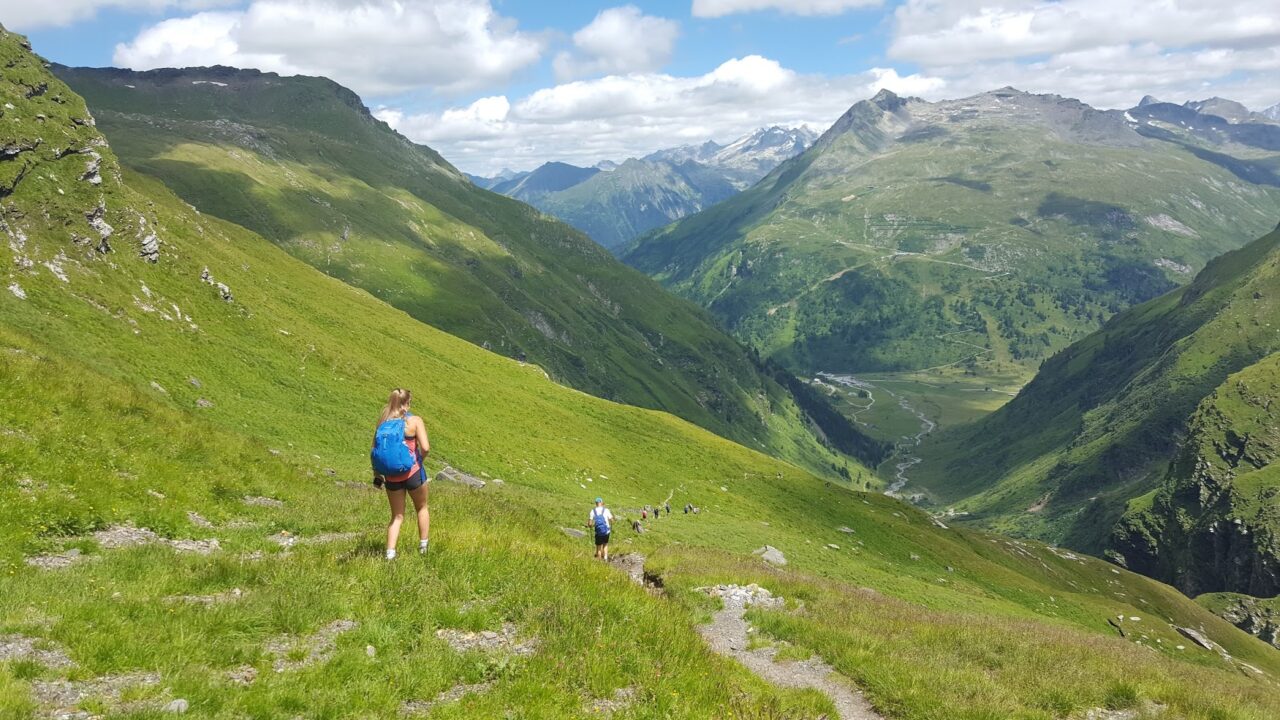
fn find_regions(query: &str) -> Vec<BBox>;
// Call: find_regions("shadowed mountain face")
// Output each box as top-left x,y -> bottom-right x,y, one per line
473,127 -> 818,250
623,88 -> 1280,377
53,63 -> 876,476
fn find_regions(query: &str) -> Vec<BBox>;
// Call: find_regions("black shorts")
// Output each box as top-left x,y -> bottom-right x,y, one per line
384,466 -> 428,492
595,532 -> 611,546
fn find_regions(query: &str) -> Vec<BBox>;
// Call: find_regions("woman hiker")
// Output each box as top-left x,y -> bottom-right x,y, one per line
370,388 -> 431,560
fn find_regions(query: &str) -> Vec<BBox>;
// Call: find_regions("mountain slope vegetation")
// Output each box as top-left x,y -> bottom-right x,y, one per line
1110,352 -> 1280,598
914,226 -> 1280,565
624,89 -> 1280,380
52,63 -> 869,477
3,27 -> 1279,719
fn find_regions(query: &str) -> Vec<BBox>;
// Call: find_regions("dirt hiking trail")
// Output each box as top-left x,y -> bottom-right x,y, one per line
699,585 -> 883,720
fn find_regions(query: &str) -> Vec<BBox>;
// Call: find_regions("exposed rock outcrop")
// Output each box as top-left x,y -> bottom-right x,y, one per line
1109,354 -> 1280,597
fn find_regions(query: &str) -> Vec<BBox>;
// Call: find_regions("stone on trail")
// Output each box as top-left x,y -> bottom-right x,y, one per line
31,672 -> 161,718
700,584 -> 785,610
402,681 -> 494,716
0,633 -> 75,668
164,698 -> 189,714
586,686 -> 637,716
226,665 -> 257,686
24,548 -> 85,570
435,466 -> 486,489
243,495 -> 284,508
752,545 -> 787,566
266,619 -> 358,673
435,622 -> 536,657
186,511 -> 214,528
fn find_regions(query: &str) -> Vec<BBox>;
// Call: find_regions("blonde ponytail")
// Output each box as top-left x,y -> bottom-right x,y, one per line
377,388 -> 412,425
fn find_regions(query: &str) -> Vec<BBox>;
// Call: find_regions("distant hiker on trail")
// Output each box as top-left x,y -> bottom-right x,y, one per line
654,506 -> 660,519
641,508 -> 647,520
370,388 -> 430,560
665,501 -> 671,514
587,498 -> 614,561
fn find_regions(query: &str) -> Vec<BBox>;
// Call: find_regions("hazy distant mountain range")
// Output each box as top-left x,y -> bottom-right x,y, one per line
468,126 -> 818,249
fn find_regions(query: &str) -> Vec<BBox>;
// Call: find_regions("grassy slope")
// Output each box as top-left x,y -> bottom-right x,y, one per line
1110,352 -> 1280,597
914,228 -> 1280,554
51,64 -> 865,480
624,90 -> 1280,381
2,31 -> 1279,720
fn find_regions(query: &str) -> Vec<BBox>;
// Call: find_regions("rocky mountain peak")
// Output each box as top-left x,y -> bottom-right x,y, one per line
868,88 -> 908,111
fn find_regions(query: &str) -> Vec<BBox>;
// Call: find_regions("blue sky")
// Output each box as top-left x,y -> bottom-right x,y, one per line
8,1 -> 1280,174
23,1 -> 898,103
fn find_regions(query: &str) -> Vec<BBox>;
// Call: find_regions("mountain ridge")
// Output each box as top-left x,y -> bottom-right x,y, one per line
624,86 -> 1280,379
471,126 -> 817,249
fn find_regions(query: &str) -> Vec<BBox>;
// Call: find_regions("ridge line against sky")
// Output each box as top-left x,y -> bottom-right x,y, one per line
8,0 -> 1280,174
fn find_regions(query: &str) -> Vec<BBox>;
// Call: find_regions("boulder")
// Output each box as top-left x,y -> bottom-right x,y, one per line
752,545 -> 787,566
560,527 -> 586,539
1175,626 -> 1217,651
435,466 -> 485,489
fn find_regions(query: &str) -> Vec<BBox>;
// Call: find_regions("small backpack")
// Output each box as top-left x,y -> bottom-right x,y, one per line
371,416 -> 416,477
591,507 -> 610,535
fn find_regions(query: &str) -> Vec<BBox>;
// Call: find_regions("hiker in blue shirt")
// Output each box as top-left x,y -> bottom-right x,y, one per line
587,498 -> 614,561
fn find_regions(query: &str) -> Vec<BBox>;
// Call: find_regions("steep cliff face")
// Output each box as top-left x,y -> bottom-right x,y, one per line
1110,353 -> 1280,597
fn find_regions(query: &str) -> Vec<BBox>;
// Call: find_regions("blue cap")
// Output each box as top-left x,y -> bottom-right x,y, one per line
595,497 -> 603,504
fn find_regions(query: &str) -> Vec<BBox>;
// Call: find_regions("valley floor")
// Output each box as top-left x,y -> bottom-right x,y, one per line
815,364 -> 1031,497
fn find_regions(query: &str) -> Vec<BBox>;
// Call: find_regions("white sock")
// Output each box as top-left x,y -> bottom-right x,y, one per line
419,539 -> 429,554
385,548 -> 396,560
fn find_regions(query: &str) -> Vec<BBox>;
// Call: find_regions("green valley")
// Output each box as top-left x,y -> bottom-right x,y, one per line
624,89 -> 1280,389
50,64 -> 869,479
3,25 -> 1280,720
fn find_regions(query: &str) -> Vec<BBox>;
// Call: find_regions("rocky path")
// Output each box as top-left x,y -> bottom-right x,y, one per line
698,586 -> 882,720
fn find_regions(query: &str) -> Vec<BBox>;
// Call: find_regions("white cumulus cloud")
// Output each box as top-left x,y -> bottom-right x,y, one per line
553,5 -> 680,81
864,67 -> 945,96
112,0 -> 546,97
0,0 -> 237,30
691,0 -> 883,19
890,0 -> 1280,66
379,56 -> 939,175
886,0 -> 1280,111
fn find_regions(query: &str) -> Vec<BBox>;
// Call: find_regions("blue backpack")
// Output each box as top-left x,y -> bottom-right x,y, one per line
591,507 -> 610,535
371,416 -> 416,476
